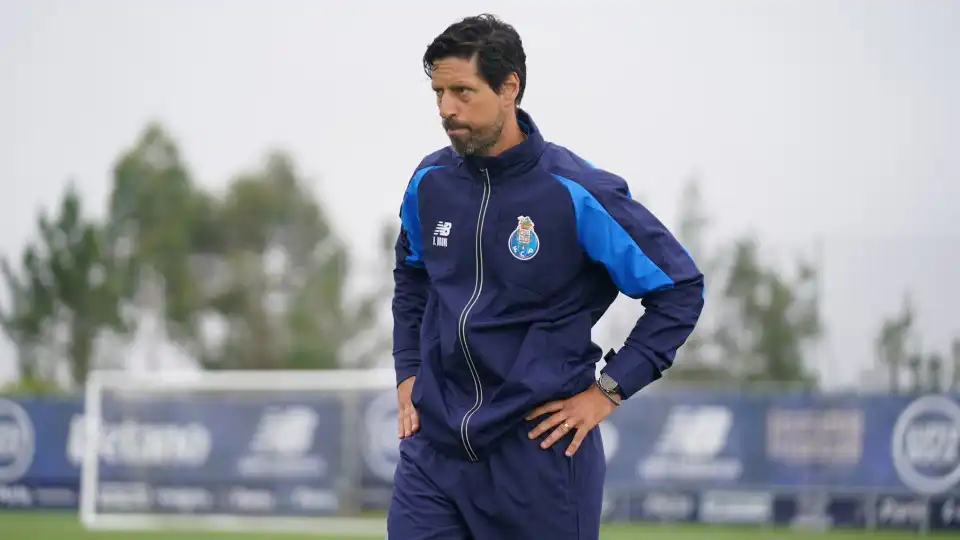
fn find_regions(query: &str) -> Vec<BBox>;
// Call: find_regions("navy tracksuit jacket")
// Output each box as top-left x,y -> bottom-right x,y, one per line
389,109 -> 704,540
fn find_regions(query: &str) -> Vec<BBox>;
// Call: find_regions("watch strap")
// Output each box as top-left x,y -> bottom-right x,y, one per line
595,377 -> 621,407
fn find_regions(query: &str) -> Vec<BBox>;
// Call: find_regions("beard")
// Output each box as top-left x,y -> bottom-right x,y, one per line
444,114 -> 505,156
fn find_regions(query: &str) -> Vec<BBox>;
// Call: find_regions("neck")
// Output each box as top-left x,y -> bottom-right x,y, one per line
485,112 -> 525,157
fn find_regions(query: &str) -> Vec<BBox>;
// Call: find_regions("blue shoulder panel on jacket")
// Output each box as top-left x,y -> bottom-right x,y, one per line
400,165 -> 444,267
552,174 -> 673,297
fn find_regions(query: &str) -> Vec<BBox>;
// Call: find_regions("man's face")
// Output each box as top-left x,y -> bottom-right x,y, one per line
431,56 -> 508,156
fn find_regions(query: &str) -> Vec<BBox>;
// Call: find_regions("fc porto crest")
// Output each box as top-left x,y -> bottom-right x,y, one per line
508,216 -> 540,261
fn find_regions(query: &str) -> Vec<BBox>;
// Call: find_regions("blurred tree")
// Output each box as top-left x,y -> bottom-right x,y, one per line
106,124 -> 387,370
952,338 -> 960,391
0,185 -> 127,387
664,176 -> 729,383
338,220 -> 401,369
3,122 -> 391,384
908,352 -> 924,393
107,123 -> 205,346
672,177 -> 710,365
874,295 -> 914,393
927,352 -> 944,393
712,236 -> 821,388
196,152 -> 382,370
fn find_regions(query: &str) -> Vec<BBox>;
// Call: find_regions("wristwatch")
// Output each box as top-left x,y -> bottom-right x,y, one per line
597,349 -> 622,405
596,372 -> 622,406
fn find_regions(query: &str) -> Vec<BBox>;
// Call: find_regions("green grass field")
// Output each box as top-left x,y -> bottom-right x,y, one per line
0,512 -> 944,540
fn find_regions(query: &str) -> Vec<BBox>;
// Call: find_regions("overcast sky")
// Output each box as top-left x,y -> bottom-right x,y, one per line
1,0 -> 958,388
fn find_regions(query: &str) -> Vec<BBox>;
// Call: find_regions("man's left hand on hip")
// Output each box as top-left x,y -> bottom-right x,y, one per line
525,385 -> 620,457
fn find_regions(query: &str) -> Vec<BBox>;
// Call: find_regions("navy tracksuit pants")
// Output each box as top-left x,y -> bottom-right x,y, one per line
387,419 -> 605,540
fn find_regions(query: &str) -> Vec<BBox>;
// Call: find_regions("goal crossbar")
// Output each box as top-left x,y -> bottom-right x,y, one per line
87,367 -> 397,392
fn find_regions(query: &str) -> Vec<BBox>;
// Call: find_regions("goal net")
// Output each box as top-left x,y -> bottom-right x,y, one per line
79,368 -> 397,535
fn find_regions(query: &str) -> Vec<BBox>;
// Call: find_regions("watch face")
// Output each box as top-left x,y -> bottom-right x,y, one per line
600,374 -> 618,392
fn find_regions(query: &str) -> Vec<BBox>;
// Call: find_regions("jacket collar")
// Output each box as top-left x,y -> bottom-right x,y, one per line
459,108 -> 546,178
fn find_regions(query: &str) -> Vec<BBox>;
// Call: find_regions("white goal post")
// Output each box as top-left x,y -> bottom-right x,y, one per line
80,368 -> 397,535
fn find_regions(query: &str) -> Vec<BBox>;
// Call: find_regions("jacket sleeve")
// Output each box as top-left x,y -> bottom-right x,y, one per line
554,172 -> 705,399
392,168 -> 432,386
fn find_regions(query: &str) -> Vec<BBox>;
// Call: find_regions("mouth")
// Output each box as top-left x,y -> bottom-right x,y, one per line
444,121 -> 470,135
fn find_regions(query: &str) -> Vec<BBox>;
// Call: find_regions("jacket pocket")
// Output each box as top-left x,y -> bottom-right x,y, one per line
411,333 -> 441,408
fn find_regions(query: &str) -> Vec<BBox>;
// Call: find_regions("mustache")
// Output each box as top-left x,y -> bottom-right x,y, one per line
443,119 -> 470,131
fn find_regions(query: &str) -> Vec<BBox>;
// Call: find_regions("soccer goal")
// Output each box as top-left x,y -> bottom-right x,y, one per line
79,368 -> 397,535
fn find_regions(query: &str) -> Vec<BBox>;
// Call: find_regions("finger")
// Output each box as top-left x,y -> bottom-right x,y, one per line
528,411 -> 567,440
525,401 -> 564,421
565,426 -> 589,457
541,418 -> 577,449
397,409 -> 405,439
400,406 -> 415,439
408,407 -> 420,435
403,407 -> 419,438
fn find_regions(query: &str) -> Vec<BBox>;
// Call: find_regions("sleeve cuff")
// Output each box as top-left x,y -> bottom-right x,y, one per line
602,345 -> 662,399
394,350 -> 421,386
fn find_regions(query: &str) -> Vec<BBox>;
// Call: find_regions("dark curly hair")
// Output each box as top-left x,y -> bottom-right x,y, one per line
423,14 -> 527,105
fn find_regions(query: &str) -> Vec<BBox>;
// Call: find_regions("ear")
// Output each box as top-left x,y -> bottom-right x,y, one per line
500,73 -> 521,106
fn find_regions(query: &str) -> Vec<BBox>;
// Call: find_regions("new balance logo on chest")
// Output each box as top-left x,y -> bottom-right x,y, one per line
433,221 -> 452,247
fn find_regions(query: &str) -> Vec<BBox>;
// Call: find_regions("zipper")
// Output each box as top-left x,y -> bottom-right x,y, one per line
457,167 -> 492,462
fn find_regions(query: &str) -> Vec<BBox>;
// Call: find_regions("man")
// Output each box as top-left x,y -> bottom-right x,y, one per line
389,14 -> 704,540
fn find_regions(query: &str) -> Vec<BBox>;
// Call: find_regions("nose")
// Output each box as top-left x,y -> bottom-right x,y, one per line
438,93 -> 458,120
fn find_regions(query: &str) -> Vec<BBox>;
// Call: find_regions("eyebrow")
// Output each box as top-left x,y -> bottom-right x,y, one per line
433,82 -> 475,90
